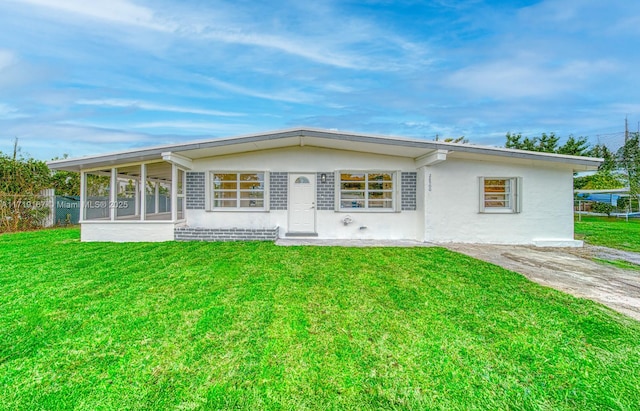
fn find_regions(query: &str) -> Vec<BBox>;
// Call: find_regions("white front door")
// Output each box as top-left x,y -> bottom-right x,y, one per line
289,173 -> 316,233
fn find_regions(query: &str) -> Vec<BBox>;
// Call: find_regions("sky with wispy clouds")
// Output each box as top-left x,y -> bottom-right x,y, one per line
1,0 -> 639,159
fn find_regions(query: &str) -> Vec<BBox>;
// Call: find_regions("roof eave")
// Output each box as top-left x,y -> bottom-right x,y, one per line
46,127 -> 604,171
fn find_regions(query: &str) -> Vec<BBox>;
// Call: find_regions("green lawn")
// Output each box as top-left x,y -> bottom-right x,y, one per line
575,216 -> 640,252
1,229 -> 640,410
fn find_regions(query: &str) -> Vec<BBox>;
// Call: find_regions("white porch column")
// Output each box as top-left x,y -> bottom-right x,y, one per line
79,171 -> 86,222
155,182 -> 160,214
110,168 -> 117,221
171,164 -> 178,221
140,164 -> 147,221
420,166 -> 430,242
134,176 -> 140,217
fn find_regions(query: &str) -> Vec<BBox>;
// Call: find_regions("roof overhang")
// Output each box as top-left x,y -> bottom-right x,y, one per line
47,127 -> 603,172
574,188 -> 631,195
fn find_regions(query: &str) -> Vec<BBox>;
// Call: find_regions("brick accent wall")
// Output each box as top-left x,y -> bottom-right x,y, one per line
316,172 -> 335,210
175,226 -> 279,241
401,172 -> 417,211
270,172 -> 288,210
186,172 -> 205,210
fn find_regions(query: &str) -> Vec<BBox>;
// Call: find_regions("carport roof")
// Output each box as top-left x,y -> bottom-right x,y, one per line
47,127 -> 603,171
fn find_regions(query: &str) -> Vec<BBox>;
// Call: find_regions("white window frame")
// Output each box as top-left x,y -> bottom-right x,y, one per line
479,177 -> 522,213
210,171 -> 269,211
335,170 -> 398,212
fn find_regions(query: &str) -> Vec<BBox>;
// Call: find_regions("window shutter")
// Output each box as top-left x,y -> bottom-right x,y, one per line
334,170 -> 341,211
514,177 -> 523,213
264,171 -> 270,211
478,177 -> 486,212
395,171 -> 401,212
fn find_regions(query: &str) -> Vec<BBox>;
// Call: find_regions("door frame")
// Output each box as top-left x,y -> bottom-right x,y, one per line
288,172 -> 317,233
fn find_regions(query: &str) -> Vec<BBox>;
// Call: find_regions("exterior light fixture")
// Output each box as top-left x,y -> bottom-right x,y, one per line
321,173 -> 327,183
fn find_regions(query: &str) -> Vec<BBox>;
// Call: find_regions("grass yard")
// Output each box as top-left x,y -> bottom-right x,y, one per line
1,229 -> 640,410
575,216 -> 640,252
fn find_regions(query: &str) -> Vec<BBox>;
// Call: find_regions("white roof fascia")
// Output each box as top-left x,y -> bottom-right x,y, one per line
47,127 -> 604,171
574,188 -> 630,194
415,150 -> 448,167
161,152 -> 193,170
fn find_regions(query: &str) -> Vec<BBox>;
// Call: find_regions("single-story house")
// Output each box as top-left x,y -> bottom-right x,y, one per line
47,128 -> 602,246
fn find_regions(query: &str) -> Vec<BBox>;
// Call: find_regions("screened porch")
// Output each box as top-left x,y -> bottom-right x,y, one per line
81,161 -> 186,222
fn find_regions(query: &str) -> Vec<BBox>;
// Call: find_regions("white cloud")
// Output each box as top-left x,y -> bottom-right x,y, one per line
446,58 -> 617,99
13,0 -> 425,71
0,103 -> 29,119
323,83 -> 355,93
130,120 -> 261,136
76,99 -> 244,117
16,0 -> 174,31
0,49 -> 16,69
204,76 -> 316,104
199,29 -> 363,70
131,121 -> 243,130
0,121 -> 171,159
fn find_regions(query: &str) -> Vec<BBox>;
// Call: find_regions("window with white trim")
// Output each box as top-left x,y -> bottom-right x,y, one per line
339,172 -> 395,210
480,177 -> 521,213
212,172 -> 265,209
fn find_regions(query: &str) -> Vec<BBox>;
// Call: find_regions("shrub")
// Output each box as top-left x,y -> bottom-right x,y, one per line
591,201 -> 614,216
0,154 -> 52,232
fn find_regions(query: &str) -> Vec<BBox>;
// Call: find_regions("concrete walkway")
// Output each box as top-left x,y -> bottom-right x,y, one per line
275,238 -> 434,247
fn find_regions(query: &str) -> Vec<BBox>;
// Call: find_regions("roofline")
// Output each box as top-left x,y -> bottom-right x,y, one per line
574,188 -> 632,194
47,127 -> 604,170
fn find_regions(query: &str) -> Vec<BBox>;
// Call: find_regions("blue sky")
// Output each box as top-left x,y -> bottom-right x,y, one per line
1,0 -> 639,160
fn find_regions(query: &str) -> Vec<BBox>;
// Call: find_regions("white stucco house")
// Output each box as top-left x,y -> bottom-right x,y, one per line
48,128 -> 602,246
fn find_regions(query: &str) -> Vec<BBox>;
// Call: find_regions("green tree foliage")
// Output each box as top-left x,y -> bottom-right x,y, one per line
557,135 -> 590,156
505,132 -> 589,156
572,143 -> 625,190
505,132 -> 629,190
573,172 -> 625,190
49,155 -> 80,196
618,133 -> 640,195
589,143 -> 617,172
50,171 -> 80,196
0,154 -> 51,194
0,152 -> 53,232
434,135 -> 469,144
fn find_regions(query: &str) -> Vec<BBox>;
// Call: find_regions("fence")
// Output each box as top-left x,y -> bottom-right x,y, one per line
1,190 -> 175,232
575,197 -> 640,221
0,190 -> 55,233
55,195 -> 81,225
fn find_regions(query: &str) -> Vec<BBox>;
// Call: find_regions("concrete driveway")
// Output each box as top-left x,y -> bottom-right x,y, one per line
445,243 -> 640,322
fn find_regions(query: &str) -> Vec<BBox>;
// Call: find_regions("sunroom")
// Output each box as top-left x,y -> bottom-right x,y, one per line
79,157 -> 187,242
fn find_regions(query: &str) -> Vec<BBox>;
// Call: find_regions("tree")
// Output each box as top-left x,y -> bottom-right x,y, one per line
50,171 -> 80,196
434,135 -> 469,144
505,132 -> 589,155
0,152 -> 53,232
50,154 -> 80,196
557,135 -> 590,156
573,172 -> 624,190
618,132 -> 640,195
588,143 -> 617,172
504,132 -> 630,190
538,132 -> 560,153
573,143 -> 625,190
506,132 -> 537,151
505,132 -> 559,152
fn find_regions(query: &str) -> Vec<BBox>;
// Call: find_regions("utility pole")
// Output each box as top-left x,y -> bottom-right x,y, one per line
12,137 -> 18,160
625,116 -> 629,143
